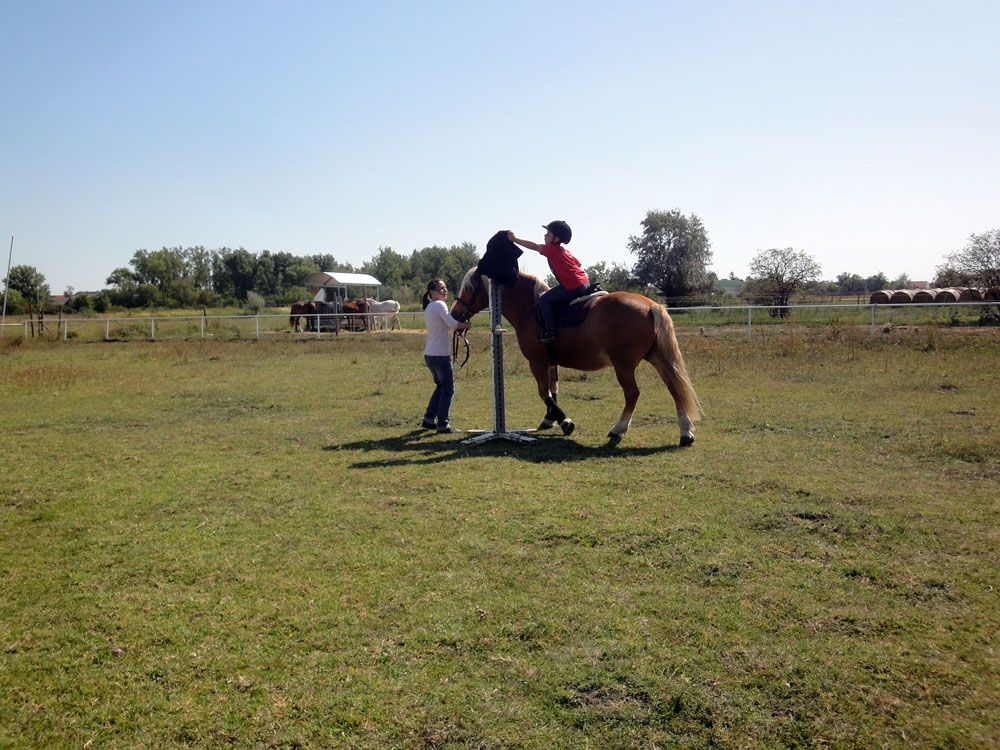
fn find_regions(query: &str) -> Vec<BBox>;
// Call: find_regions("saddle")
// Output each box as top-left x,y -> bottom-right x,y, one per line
536,284 -> 608,330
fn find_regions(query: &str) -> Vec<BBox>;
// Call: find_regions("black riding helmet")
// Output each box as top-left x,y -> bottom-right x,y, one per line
542,220 -> 572,244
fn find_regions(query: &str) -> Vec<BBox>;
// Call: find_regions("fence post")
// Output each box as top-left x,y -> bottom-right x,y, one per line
870,304 -> 876,337
747,306 -> 752,339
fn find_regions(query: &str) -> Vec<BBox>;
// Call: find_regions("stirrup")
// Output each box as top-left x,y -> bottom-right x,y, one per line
539,328 -> 557,343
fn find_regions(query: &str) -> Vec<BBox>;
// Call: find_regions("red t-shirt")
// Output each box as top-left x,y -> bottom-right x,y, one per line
538,244 -> 589,289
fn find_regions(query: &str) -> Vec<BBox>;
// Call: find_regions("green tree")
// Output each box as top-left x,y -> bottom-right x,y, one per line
865,273 -> 889,292
212,248 -> 257,303
836,272 -> 866,294
362,247 -> 411,295
585,261 -> 638,292
5,265 -> 50,303
743,248 -> 821,316
890,272 -> 911,289
183,246 -> 214,290
409,243 -> 479,294
106,266 -> 140,306
940,229 -> 1000,289
628,209 -> 714,301
932,264 -> 972,288
309,254 -> 352,273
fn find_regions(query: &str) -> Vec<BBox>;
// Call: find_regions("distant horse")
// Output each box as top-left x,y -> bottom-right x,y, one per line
340,298 -> 370,331
451,264 -> 700,446
290,301 -> 316,332
365,298 -> 401,330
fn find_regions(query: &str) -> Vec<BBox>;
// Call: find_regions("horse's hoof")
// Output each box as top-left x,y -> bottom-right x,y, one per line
679,434 -> 695,447
537,419 -> 555,431
560,419 -> 575,436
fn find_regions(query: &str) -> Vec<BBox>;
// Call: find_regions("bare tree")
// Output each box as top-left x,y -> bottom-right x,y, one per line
939,229 -> 1000,290
743,248 -> 821,317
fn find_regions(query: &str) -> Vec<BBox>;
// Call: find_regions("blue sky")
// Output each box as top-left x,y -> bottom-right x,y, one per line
3,0 -> 998,294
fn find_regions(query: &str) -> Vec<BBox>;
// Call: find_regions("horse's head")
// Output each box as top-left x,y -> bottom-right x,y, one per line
450,267 -> 488,322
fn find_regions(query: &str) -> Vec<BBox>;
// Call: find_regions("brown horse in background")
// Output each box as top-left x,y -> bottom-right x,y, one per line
290,301 -> 316,332
340,298 -> 369,331
451,266 -> 700,446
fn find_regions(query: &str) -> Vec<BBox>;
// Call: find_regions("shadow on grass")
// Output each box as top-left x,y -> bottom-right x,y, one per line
325,428 -> 685,467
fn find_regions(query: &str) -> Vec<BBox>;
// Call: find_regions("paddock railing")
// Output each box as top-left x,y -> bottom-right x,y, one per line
1,301 -> 998,343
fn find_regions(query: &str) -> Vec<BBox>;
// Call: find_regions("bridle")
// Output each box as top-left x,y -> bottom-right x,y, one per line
450,294 -> 475,323
449,275 -> 482,369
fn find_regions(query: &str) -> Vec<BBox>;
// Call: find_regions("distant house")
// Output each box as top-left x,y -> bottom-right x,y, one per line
48,292 -> 101,307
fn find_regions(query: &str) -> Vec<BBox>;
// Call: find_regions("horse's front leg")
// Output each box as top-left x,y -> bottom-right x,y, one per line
609,365 -> 641,439
533,362 -> 574,435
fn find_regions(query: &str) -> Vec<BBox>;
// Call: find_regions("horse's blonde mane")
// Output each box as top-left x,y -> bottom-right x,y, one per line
459,267 -> 480,298
460,266 -> 548,302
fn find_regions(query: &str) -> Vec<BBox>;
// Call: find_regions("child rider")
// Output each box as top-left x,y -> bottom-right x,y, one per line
508,220 -> 589,343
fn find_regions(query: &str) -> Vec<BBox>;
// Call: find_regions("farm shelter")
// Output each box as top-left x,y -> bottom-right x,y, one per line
304,271 -> 382,305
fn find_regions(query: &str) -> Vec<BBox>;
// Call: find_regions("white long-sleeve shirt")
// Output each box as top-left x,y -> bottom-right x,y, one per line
423,299 -> 464,356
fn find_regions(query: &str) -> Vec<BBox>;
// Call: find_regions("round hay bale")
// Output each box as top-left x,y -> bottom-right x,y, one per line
889,289 -> 916,303
913,289 -> 935,303
983,288 -> 1000,302
959,287 -> 983,302
869,290 -> 891,304
934,288 -> 960,303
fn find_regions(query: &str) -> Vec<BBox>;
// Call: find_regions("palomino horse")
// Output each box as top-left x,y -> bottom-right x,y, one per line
290,301 -> 316,332
451,267 -> 700,445
365,298 -> 401,330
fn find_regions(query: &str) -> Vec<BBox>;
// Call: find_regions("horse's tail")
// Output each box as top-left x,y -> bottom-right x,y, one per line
650,304 -> 700,421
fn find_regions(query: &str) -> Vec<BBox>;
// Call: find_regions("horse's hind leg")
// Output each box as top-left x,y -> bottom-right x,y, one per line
649,358 -> 695,446
669,382 -> 695,446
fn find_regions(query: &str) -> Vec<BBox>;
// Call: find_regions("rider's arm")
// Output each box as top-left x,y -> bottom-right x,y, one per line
508,231 -> 541,252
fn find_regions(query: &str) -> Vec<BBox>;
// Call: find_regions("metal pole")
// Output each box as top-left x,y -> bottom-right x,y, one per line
462,278 -> 536,446
1,236 -> 12,331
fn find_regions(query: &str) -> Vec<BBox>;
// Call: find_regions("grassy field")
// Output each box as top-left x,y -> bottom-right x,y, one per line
1,324 -> 998,748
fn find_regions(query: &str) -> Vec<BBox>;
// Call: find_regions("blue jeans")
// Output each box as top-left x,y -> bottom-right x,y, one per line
539,283 -> 589,330
424,355 -> 455,429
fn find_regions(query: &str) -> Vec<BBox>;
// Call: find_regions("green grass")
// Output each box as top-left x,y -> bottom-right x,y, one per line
1,327 -> 998,748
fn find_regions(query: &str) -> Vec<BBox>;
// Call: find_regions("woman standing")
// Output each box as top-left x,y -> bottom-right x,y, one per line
421,279 -> 470,433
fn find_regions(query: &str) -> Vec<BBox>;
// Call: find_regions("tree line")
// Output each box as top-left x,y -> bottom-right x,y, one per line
3,214 -> 998,313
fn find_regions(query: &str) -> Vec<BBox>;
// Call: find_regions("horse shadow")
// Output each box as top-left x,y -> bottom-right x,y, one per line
325,429 -> 685,468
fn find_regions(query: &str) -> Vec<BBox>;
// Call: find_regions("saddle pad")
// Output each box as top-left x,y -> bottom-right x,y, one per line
535,291 -> 607,330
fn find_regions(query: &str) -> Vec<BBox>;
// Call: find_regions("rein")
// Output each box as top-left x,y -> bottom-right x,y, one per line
452,329 -> 469,369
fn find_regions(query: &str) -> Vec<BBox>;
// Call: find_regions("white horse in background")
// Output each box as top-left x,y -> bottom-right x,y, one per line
365,298 -> 402,330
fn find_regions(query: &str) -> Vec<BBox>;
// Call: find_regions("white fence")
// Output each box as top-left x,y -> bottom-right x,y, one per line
1,301 -> 997,343
0,311 -> 421,342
